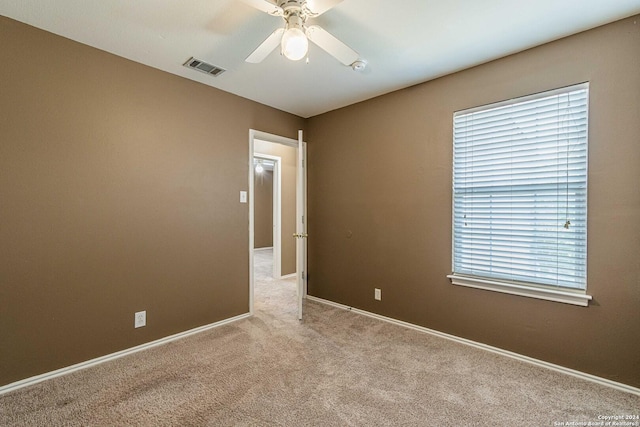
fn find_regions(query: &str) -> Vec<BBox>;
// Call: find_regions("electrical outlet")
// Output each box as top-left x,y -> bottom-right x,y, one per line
134,311 -> 146,328
374,288 -> 381,301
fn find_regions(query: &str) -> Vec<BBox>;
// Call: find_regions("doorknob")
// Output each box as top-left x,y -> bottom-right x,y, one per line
293,233 -> 308,238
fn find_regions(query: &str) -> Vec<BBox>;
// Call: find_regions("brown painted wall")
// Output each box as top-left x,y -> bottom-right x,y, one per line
254,140 -> 297,276
254,170 -> 273,249
0,17 -> 304,387
307,16 -> 640,387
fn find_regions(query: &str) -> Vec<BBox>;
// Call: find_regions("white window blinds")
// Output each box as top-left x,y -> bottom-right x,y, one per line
452,83 -> 588,292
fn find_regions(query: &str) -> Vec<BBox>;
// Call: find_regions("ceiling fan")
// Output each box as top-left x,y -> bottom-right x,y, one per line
242,0 -> 367,71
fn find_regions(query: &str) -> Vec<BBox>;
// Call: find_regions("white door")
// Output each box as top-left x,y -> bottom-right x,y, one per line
295,130 -> 307,320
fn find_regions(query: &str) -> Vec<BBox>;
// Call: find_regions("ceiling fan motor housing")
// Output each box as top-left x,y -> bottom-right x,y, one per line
278,0 -> 322,22
278,0 -> 305,15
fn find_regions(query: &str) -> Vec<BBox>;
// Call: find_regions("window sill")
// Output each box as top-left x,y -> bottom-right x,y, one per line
447,275 -> 592,307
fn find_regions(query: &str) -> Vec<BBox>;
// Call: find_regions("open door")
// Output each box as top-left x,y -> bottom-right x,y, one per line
295,130 -> 307,320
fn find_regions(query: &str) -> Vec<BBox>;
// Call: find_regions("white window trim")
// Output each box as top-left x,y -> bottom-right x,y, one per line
447,274 -> 592,306
450,83 -> 592,307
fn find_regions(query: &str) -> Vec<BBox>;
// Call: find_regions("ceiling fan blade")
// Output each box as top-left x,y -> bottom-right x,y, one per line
240,0 -> 283,16
305,0 -> 344,16
305,25 -> 359,66
246,28 -> 285,63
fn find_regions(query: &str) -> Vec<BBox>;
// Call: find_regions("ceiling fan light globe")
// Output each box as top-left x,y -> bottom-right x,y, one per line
281,27 -> 308,61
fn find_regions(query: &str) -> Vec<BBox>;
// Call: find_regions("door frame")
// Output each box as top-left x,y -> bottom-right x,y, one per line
253,153 -> 282,279
249,129 -> 305,316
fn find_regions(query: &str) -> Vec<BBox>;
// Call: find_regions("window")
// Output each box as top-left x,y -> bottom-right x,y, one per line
448,83 -> 591,306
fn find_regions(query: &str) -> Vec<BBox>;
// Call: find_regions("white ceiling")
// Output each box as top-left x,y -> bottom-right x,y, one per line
2,0 -> 639,118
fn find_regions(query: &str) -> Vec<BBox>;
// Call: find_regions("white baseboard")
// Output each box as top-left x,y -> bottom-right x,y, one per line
305,295 -> 640,396
280,273 -> 296,279
0,312 -> 251,396
253,247 -> 273,252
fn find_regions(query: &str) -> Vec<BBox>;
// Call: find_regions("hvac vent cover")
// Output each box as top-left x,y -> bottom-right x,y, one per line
183,57 -> 226,77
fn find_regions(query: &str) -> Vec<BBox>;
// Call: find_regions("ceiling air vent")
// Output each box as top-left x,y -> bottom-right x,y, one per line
183,57 -> 226,77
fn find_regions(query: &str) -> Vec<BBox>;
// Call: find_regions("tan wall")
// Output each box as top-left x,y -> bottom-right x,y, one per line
0,17 -> 304,387
307,16 -> 640,387
254,169 -> 273,249
254,140 -> 297,276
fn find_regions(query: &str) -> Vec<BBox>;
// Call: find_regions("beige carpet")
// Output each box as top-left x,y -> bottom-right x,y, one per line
1,249 -> 638,426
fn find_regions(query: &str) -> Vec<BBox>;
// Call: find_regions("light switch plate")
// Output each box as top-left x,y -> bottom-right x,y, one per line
240,191 -> 247,203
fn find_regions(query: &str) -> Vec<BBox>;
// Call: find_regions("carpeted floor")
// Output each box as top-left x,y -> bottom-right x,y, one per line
1,249 -> 638,426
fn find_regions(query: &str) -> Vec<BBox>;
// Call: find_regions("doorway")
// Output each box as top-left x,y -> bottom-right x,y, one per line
249,130 -> 306,319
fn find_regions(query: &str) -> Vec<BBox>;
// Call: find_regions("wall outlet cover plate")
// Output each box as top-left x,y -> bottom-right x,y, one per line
135,311 -> 146,328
